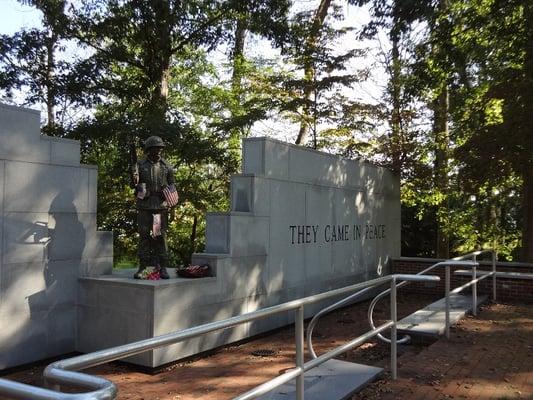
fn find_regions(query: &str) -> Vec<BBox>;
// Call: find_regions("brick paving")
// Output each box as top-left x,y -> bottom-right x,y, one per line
2,296 -> 532,400
353,302 -> 533,400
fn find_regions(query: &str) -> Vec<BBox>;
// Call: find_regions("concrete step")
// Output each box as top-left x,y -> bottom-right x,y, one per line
255,359 -> 382,400
397,293 -> 488,338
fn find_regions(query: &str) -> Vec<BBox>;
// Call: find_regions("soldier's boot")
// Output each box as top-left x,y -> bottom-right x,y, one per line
159,260 -> 170,279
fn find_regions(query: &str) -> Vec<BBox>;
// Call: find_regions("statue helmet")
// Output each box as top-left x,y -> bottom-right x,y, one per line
144,135 -> 165,151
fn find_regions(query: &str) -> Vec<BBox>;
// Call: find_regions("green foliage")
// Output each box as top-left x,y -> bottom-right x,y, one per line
3,0 -> 533,263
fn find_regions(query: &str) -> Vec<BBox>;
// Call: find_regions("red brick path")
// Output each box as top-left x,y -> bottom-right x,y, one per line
353,302 -> 533,400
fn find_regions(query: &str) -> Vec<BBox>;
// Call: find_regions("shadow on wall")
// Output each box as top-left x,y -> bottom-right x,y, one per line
0,190 -> 86,369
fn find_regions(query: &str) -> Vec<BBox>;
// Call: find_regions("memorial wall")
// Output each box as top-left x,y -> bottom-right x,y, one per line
78,137 -> 400,368
0,104 -> 113,369
0,103 -> 399,369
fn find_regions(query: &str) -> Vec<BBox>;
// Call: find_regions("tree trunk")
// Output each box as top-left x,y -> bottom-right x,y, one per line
434,86 -> 450,259
521,169 -> 533,262
45,31 -> 56,131
389,23 -> 402,175
432,0 -> 450,259
146,0 -> 172,132
295,0 -> 332,146
228,15 -> 248,158
520,2 -> 533,262
231,17 -> 247,95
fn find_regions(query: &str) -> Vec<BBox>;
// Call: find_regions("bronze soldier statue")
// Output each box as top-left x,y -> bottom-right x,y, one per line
132,136 -> 176,279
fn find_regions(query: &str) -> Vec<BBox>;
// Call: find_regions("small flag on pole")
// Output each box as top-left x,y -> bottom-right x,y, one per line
152,213 -> 162,237
162,184 -> 179,207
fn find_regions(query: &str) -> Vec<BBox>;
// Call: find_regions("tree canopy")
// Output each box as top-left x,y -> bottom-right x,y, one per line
1,0 -> 532,264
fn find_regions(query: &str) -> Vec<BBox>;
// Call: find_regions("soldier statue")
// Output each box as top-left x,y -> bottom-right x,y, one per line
132,136 -> 177,279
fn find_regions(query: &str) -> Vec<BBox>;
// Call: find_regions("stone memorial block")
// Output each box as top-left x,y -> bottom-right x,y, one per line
0,103 -> 113,369
77,136 -> 399,368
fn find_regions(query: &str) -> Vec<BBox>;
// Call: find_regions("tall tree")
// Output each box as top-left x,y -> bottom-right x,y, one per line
454,0 -> 533,261
294,0 -> 332,146
0,0 -> 72,134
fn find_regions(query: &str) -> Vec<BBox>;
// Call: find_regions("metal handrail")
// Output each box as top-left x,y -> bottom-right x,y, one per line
305,262 -> 456,357
306,260 -> 477,359
452,249 -> 498,312
306,249 -> 497,360
0,273 -> 439,400
366,260 -> 479,343
367,249 -> 496,342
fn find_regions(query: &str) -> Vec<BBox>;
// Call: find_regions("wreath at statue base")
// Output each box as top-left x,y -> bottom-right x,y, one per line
176,264 -> 211,278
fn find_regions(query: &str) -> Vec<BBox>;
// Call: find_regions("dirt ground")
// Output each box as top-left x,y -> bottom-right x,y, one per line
3,293 -> 532,400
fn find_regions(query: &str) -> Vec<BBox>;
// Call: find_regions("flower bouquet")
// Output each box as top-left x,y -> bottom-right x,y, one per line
137,266 -> 161,280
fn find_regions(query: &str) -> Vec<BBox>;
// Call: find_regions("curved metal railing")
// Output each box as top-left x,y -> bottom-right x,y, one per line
0,273 -> 440,400
307,249 -> 496,359
367,249 -> 496,343
367,259 -> 481,344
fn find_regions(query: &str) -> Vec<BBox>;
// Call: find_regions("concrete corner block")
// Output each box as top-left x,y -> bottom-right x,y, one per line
47,136 -> 81,166
242,138 -> 289,179
231,175 -> 252,212
242,138 -> 264,175
231,175 -> 271,216
205,213 -> 230,253
0,104 -> 43,163
80,256 -> 113,277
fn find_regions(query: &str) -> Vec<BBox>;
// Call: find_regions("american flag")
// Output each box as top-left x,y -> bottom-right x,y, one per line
163,184 -> 179,207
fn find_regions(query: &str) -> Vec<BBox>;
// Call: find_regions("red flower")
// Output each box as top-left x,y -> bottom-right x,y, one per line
147,271 -> 161,280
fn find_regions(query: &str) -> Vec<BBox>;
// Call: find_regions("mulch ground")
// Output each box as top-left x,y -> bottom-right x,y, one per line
2,293 -> 532,400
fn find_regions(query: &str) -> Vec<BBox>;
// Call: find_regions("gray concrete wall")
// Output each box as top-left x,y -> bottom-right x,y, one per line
200,137 -> 399,343
0,103 -> 113,369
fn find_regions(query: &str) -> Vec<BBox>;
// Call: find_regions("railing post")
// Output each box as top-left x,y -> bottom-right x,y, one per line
295,306 -> 305,400
390,277 -> 397,379
472,255 -> 477,316
492,251 -> 497,301
445,264 -> 450,339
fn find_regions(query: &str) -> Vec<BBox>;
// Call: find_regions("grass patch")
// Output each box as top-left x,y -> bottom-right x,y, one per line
114,259 -> 136,269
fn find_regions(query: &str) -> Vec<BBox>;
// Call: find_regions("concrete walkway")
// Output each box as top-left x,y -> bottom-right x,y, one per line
353,302 -> 533,400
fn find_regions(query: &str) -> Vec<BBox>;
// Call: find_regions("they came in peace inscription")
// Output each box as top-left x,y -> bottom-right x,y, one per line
289,224 -> 386,245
